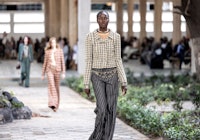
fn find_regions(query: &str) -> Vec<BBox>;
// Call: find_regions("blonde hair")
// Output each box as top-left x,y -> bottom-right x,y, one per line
45,37 -> 60,50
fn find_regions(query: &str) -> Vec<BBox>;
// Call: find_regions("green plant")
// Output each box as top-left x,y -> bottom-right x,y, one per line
0,96 -> 11,108
172,91 -> 183,112
64,72 -> 200,139
125,86 -> 154,105
163,123 -> 200,140
189,83 -> 200,109
117,98 -> 162,136
161,111 -> 200,140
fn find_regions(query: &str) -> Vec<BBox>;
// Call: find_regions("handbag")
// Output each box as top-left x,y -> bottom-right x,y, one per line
16,64 -> 20,69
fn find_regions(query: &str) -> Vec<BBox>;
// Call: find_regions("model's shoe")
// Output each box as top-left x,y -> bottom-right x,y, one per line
22,73 -> 26,81
53,108 -> 57,112
49,106 -> 57,112
19,80 -> 23,86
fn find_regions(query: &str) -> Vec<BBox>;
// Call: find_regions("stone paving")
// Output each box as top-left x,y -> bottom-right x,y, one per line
0,60 -> 150,140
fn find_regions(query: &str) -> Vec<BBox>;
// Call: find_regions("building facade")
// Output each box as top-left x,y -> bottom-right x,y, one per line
0,0 -> 188,74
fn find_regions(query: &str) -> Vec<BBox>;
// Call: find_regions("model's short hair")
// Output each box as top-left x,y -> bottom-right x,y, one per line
97,10 -> 109,19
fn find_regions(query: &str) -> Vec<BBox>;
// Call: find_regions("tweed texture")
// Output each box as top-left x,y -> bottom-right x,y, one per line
84,29 -> 127,88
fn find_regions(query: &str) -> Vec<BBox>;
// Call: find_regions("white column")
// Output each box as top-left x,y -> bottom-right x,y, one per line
49,0 -> 61,38
69,0 -> 78,47
127,0 -> 134,38
44,0 -> 49,37
60,0 -> 69,38
10,12 -> 14,36
154,0 -> 162,42
78,0 -> 91,75
139,0 -> 147,41
116,0 -> 123,35
172,0 -> 181,45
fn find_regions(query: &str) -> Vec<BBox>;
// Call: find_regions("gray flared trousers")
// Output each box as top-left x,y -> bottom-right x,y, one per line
21,57 -> 31,87
89,68 -> 119,140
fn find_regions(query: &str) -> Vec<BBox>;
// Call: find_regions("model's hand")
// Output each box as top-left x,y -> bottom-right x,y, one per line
41,75 -> 44,80
121,85 -> 127,96
84,88 -> 90,97
62,73 -> 65,79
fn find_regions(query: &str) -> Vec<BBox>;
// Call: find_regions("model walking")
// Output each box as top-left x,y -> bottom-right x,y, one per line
42,37 -> 65,112
84,11 -> 128,140
18,36 -> 34,87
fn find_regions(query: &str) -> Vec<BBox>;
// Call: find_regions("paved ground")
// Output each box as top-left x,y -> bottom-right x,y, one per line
0,60 -> 151,140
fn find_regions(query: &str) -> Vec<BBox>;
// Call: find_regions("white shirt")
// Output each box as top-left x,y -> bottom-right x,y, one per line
23,45 -> 29,57
51,49 -> 56,66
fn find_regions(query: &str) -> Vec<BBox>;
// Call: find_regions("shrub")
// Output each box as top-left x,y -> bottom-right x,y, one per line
162,111 -> 200,140
117,96 -> 162,136
64,72 -> 200,139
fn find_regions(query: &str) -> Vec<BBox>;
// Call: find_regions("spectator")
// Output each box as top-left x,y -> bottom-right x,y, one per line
58,36 -> 64,49
175,39 -> 185,69
160,37 -> 173,60
34,38 -> 40,59
123,36 -> 140,61
10,36 -> 17,59
72,41 -> 78,70
18,36 -> 34,87
2,32 -> 8,47
2,32 -> 10,59
120,36 -> 129,58
63,37 -> 70,69
16,36 -> 23,54
37,37 -> 46,63
0,38 -> 4,59
150,42 -> 163,69
183,37 -> 191,65
140,37 -> 154,65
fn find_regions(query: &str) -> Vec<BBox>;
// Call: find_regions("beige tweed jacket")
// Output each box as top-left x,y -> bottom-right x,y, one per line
42,48 -> 65,76
84,29 -> 127,88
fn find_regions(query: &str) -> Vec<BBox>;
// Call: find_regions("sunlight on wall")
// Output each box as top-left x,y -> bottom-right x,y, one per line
13,12 -> 44,33
14,13 -> 44,22
0,24 -> 10,33
0,12 -> 44,34
0,13 -> 10,33
14,24 -> 44,33
0,13 -> 10,22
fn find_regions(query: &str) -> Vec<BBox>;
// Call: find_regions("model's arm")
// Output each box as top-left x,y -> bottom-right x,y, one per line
114,33 -> 127,87
17,44 -> 22,62
60,48 -> 66,78
41,50 -> 47,78
84,33 -> 93,89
